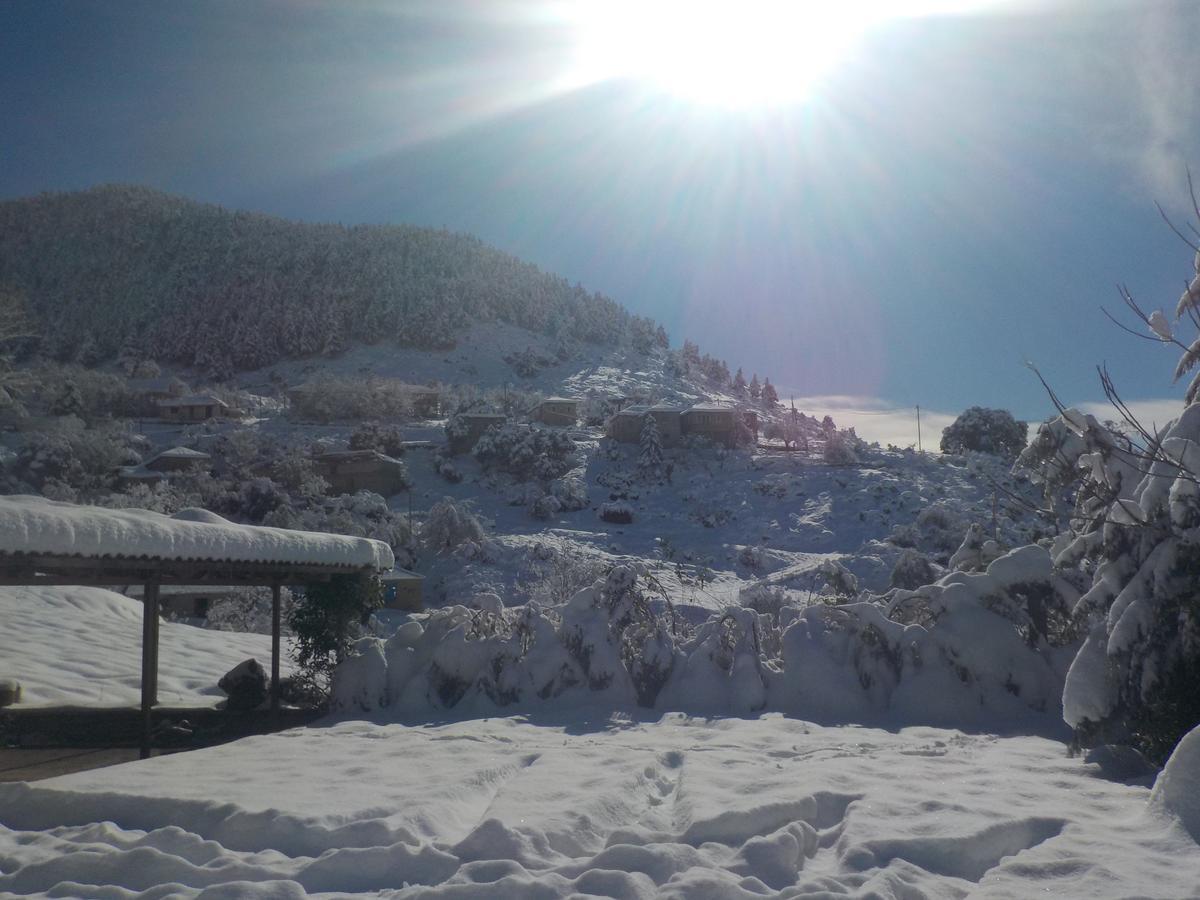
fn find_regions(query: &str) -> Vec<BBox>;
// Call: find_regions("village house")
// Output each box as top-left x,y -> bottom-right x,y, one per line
381,567 -> 424,611
607,403 -> 684,446
448,412 -> 507,454
399,383 -> 441,418
314,449 -> 409,496
155,394 -> 228,423
680,403 -> 738,447
531,397 -> 579,426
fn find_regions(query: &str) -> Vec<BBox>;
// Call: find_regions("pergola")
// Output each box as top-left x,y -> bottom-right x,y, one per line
0,496 -> 394,757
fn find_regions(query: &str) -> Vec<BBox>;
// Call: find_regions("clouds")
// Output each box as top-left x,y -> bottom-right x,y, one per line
789,394 -> 959,448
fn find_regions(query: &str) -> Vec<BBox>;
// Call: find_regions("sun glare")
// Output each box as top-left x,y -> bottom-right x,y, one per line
570,0 -> 994,108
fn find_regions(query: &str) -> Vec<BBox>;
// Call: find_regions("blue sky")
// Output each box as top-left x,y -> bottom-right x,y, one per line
2,0 -> 1198,439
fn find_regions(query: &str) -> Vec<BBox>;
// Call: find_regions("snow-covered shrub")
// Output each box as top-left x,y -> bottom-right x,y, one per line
528,491 -> 562,520
822,432 -> 860,466
228,476 -> 290,524
422,497 -> 486,553
264,491 -> 416,568
269,449 -> 329,501
12,419 -> 140,495
738,544 -> 767,571
940,407 -> 1028,461
599,501 -> 633,524
521,549 -> 606,608
289,376 -> 414,422
947,523 -> 1003,573
473,423 -> 576,481
890,549 -> 938,590
349,421 -> 406,457
549,475 -> 588,511
433,453 -> 463,483
817,559 -> 859,600
290,574 -> 384,700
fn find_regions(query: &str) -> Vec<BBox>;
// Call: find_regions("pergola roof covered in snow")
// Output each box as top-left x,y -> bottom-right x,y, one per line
0,495 -> 394,585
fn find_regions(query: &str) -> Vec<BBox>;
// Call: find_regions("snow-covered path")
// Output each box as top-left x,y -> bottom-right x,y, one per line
2,714 -> 1196,898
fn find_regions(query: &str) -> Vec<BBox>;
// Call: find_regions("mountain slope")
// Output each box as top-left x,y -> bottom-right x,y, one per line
0,185 -> 667,375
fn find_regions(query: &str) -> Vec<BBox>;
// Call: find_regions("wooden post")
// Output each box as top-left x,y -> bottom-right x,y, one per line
140,578 -> 161,760
270,582 -> 282,714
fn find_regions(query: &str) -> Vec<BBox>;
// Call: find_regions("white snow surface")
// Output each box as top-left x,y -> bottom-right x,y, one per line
1,713 -> 1197,898
1152,724 -> 1200,842
0,585 -> 293,706
0,494 -> 394,571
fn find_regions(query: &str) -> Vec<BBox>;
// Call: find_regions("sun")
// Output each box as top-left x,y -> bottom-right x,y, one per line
569,0 -> 990,108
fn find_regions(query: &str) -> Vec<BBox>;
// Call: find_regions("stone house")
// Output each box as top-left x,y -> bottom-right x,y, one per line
381,567 -> 424,611
532,397 -> 579,426
681,404 -> 738,447
156,394 -> 228,423
607,403 -> 684,446
314,449 -> 409,496
129,376 -> 188,416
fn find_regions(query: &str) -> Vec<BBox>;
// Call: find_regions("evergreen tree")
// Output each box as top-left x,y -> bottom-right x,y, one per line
52,379 -> 83,417
749,374 -> 761,400
733,368 -> 748,398
638,412 -> 664,480
761,378 -> 779,407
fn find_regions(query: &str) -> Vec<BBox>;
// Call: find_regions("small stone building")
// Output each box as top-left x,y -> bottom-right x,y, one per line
314,449 -> 409,496
681,404 -> 738,447
607,403 -> 683,446
381,567 -> 424,611
532,397 -> 579,426
400,384 -> 441,418
156,395 -> 228,423
129,377 -> 189,416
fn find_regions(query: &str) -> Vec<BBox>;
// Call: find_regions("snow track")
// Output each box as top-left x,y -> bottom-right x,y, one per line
2,714 -> 1197,898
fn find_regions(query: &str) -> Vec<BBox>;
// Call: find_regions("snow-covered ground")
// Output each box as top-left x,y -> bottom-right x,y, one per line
0,586 -> 291,706
2,713 -> 1198,897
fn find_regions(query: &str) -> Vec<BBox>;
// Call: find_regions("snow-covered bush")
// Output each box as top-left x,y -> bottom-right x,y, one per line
940,407 -> 1028,461
549,475 -> 588,511
817,559 -> 859,600
528,491 -> 562,520
422,497 -> 486,554
264,491 -> 416,568
822,432 -> 860,466
291,574 -> 384,700
433,453 -> 463,483
521,549 -> 606,608
473,424 -> 576,481
889,549 -> 938,590
349,421 -> 406,457
599,501 -> 634,524
11,419 -> 140,496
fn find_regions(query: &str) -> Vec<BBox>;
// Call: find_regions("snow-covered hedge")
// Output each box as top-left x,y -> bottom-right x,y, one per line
332,555 -> 1080,725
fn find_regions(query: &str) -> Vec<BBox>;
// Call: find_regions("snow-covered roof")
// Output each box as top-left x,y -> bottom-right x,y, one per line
150,446 -> 211,461
115,465 -> 166,482
539,396 -> 579,405
316,449 -> 404,465
0,495 -> 394,572
685,403 -> 733,413
156,394 -> 228,408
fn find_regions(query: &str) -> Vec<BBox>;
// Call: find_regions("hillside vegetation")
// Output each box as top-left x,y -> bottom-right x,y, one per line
0,185 -> 667,376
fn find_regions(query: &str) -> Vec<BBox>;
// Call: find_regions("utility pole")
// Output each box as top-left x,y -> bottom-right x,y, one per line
916,405 -> 922,452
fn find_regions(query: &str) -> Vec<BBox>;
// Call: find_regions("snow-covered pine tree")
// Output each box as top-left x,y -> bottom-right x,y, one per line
749,373 -> 761,400
733,368 -> 748,397
638,412 -> 664,480
1056,231 -> 1200,763
761,378 -> 779,407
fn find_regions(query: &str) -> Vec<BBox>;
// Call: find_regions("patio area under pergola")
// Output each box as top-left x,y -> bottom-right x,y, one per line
0,496 -> 395,757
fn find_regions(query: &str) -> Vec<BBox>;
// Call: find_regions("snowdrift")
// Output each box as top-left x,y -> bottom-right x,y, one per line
0,585 -> 291,706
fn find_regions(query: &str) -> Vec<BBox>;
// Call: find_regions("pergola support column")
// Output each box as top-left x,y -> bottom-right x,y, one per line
140,578 -> 161,760
270,582 -> 282,715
